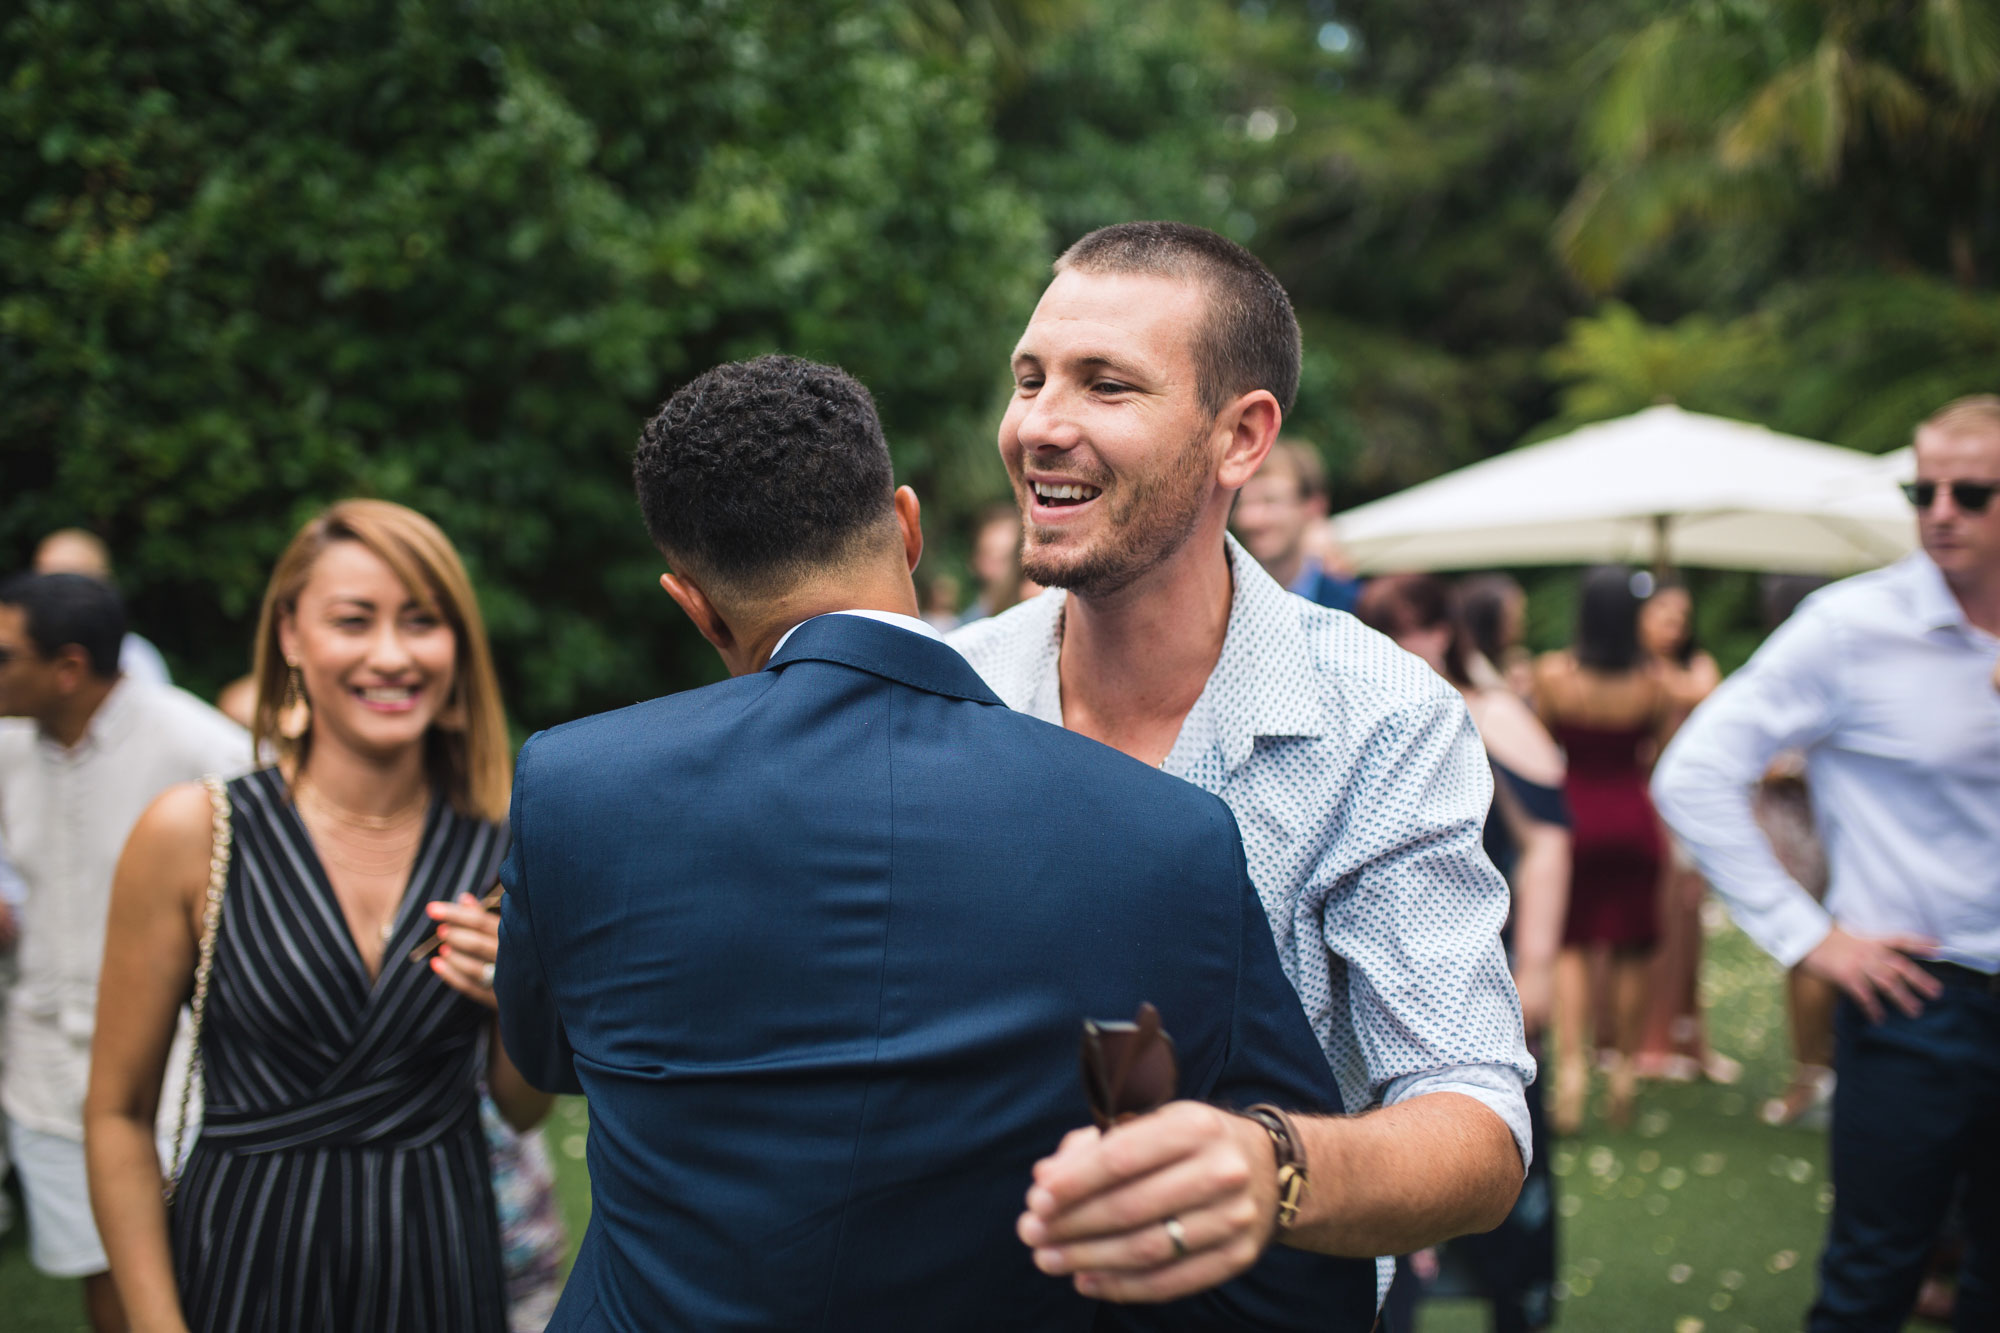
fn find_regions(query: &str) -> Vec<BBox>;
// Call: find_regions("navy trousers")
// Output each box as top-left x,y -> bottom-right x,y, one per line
1809,985 -> 2000,1331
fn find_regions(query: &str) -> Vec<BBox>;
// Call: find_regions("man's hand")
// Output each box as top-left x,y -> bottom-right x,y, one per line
1801,924 -> 1942,1022
1017,1101 -> 1277,1303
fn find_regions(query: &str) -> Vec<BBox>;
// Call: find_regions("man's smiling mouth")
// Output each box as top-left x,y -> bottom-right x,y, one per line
1032,481 -> 1102,507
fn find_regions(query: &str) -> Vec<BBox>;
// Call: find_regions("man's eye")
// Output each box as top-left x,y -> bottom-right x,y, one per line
1093,380 -> 1132,395
1015,377 -> 1042,393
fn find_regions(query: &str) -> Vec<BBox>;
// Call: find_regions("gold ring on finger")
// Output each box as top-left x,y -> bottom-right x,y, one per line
1163,1216 -> 1188,1259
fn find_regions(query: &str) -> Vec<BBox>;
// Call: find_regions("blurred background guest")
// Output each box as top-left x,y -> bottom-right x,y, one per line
1534,566 -> 1675,1133
1749,574 -> 1835,1129
1634,580 -> 1739,1086
1358,573 -> 1568,1333
1231,438 -> 1362,612
85,500 -> 549,1333
1458,573 -> 1535,699
212,675 -> 258,730
33,531 -> 172,687
0,573 -> 247,1333
0,826 -> 20,1242
1652,395 -> 2000,1329
481,1091 -> 567,1333
919,573 -> 963,632
954,502 -> 1041,624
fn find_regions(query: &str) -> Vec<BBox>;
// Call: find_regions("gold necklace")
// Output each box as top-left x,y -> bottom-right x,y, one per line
295,779 -> 427,831
295,783 -> 425,881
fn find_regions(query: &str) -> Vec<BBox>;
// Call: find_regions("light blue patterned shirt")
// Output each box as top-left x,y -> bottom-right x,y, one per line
950,536 -> 1533,1302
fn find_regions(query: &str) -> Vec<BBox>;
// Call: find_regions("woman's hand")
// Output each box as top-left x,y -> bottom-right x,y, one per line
426,892 -> 500,1010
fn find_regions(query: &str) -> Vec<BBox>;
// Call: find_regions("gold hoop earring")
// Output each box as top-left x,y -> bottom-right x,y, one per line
278,664 -> 312,740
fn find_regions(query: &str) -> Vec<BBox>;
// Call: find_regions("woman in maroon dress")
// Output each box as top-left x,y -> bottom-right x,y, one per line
1535,567 -> 1677,1133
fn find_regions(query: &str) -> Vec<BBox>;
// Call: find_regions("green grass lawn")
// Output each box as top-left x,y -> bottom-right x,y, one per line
0,919 -> 1837,1332
1420,919 -> 1829,1332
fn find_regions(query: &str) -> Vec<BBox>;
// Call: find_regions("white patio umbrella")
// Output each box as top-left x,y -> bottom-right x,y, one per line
1329,405 -> 1917,575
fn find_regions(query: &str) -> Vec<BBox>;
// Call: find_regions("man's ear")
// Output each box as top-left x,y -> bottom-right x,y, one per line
893,486 -> 924,573
50,645 -> 94,697
1215,391 -> 1282,491
659,570 -> 737,662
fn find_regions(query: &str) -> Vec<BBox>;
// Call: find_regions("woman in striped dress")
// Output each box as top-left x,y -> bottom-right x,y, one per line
86,500 -> 551,1332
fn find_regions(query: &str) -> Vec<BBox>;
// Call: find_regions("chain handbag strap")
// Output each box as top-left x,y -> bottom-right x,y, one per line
164,775 -> 232,1206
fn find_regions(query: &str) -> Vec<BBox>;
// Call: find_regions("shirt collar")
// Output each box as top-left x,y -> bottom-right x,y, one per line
770,609 -> 944,660
1905,553 -> 1980,634
1029,535 -> 1329,773
39,674 -> 134,759
1202,534 -> 1330,770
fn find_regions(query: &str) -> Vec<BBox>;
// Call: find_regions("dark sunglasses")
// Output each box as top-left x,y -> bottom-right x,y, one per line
1079,1002 -> 1178,1130
1902,480 -> 2000,513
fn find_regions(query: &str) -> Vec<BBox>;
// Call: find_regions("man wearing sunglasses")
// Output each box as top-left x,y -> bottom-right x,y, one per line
1654,394 -> 2000,1331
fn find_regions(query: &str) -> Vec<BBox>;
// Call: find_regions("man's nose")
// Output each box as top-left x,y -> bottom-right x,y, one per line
1017,383 -> 1083,452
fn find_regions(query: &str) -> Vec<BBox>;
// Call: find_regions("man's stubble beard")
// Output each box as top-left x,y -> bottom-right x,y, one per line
1018,425 -> 1213,601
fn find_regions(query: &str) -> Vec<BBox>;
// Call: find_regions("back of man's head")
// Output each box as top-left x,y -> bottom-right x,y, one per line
1055,221 -> 1301,418
633,355 -> 897,600
0,572 -> 126,678
34,528 -> 114,581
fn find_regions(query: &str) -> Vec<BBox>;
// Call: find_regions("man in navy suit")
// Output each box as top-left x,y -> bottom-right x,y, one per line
495,354 -> 1377,1330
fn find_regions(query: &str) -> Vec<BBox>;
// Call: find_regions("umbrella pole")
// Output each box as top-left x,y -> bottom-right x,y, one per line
1652,514 -> 1672,581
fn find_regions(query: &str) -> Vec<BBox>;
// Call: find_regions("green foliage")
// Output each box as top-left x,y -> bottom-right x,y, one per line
8,0 -> 1997,730
1,0 -> 1045,720
1549,0 -> 2000,457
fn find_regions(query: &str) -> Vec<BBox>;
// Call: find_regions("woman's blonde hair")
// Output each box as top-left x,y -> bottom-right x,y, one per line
251,500 -> 511,821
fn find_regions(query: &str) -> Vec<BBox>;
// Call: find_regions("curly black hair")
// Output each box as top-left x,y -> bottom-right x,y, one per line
633,355 -> 896,593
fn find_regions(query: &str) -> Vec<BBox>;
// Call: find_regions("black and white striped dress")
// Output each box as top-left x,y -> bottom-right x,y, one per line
170,768 -> 511,1332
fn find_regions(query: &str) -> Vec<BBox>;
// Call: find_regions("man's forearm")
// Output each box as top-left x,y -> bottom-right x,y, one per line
1284,1091 -> 1522,1257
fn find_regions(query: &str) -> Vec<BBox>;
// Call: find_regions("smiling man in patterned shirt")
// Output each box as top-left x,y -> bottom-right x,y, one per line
950,222 -> 1531,1312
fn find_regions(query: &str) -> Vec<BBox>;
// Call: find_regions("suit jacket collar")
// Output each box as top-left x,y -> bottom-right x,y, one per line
766,612 -> 1005,707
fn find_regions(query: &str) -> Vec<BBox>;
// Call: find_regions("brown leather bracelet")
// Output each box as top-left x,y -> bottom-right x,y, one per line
1241,1103 -> 1309,1230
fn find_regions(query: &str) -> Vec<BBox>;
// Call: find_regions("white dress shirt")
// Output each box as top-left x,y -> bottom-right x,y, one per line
769,608 -> 946,659
952,537 -> 1533,1305
1653,554 -> 2000,972
0,678 -> 249,1139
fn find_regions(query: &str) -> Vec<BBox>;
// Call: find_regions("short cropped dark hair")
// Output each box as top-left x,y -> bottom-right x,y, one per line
1056,221 -> 1302,418
0,572 -> 126,678
633,355 -> 897,594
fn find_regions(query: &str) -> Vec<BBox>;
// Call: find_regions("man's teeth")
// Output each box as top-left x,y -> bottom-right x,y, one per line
1033,482 -> 1102,501
359,687 -> 416,702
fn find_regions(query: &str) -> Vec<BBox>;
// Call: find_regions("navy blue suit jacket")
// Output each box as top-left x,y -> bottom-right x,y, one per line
497,614 -> 1377,1331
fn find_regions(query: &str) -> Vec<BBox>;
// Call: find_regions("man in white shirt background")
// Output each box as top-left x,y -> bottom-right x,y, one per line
0,573 -> 246,1333
951,221 -> 1528,1313
1653,394 -> 2000,1331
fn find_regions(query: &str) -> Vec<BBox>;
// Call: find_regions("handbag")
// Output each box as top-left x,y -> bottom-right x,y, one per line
164,774 -> 232,1205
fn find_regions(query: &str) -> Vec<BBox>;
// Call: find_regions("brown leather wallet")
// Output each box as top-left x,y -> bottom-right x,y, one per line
1080,1002 -> 1179,1129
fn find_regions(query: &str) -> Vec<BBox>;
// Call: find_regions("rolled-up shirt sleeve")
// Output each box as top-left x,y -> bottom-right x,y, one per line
1325,691 -> 1534,1171
1652,606 -> 1842,967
